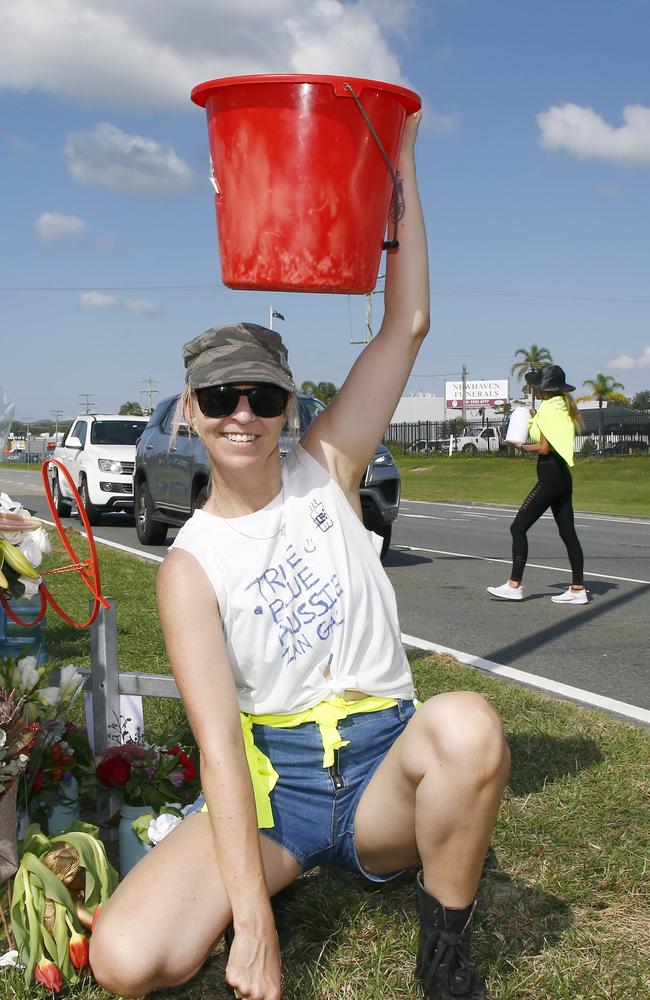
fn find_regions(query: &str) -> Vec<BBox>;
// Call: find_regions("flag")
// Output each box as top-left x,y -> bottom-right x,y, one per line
272,309 -> 285,321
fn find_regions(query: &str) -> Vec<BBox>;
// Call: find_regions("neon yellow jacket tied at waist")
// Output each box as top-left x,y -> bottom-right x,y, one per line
201,695 -> 399,828
529,396 -> 576,467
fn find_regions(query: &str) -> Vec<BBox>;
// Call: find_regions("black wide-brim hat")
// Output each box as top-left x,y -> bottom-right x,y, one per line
525,364 -> 575,393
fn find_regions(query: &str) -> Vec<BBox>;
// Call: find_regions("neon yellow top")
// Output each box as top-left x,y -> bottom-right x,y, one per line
201,695 -> 398,828
529,396 -> 576,467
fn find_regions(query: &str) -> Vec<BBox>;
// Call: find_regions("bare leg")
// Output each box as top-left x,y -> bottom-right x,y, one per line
354,692 -> 510,906
90,812 -> 301,998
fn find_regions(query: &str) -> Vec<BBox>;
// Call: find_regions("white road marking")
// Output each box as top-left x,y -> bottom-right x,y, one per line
39,519 -> 165,563
402,498 -> 650,527
395,543 -> 650,586
401,633 -> 650,726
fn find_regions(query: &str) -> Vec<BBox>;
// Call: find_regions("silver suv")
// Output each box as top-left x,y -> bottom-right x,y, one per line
134,395 -> 400,559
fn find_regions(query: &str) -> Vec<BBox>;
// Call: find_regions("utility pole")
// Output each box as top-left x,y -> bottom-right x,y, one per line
461,364 -> 468,426
79,394 -> 95,415
50,409 -> 64,439
140,378 -> 159,416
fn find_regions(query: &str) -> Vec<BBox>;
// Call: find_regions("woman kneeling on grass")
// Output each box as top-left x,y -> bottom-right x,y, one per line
90,114 -> 510,1000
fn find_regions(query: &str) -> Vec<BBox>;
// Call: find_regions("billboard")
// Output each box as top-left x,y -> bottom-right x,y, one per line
445,379 -> 509,409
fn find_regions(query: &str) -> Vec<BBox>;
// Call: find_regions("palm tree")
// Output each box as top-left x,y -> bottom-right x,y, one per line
579,374 -> 626,448
510,344 -> 553,406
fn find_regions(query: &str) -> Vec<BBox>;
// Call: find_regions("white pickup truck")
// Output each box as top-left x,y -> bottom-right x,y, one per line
454,426 -> 507,454
51,414 -> 148,524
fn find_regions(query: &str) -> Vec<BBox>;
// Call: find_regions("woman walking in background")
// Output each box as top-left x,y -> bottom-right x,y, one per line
487,364 -> 587,604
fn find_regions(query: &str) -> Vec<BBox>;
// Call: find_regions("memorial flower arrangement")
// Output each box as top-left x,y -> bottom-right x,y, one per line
0,692 -> 32,798
0,656 -> 86,815
94,721 -> 198,812
0,493 -> 50,599
10,821 -> 118,988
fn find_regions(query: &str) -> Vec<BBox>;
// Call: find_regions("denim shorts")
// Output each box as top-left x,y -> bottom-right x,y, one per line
187,700 -> 416,882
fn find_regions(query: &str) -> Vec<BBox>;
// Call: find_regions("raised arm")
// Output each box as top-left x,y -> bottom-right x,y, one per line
302,111 -> 429,498
157,550 -> 281,999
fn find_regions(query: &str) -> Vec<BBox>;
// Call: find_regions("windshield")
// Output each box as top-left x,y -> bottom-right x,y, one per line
90,421 -> 145,445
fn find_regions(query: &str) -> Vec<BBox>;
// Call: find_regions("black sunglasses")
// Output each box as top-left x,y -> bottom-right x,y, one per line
195,383 -> 290,419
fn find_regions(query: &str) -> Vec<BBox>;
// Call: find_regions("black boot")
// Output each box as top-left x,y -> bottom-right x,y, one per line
415,870 -> 483,999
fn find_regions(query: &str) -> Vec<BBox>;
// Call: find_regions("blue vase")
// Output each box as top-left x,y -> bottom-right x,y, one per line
46,775 -> 80,835
118,803 -> 152,877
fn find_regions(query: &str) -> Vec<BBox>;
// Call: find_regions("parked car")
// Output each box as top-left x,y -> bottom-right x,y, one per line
407,438 -> 437,455
50,414 -> 149,524
134,394 -> 400,559
594,439 -> 649,456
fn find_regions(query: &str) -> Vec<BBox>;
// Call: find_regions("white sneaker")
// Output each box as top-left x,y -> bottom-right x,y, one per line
551,587 -> 589,605
487,582 -> 524,600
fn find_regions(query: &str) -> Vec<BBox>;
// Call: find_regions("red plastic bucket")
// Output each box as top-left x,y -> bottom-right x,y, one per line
191,74 -> 421,294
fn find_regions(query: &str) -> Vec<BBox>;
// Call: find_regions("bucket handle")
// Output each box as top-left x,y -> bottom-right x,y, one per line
209,157 -> 220,196
343,82 -> 401,251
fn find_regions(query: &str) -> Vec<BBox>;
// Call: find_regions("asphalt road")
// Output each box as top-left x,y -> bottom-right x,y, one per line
3,467 -> 648,718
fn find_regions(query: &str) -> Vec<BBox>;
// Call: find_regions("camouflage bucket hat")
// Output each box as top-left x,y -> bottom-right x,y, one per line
183,322 -> 295,393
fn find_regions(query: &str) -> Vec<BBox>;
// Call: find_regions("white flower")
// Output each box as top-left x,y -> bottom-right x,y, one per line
38,687 -> 61,708
0,493 -> 31,544
59,664 -> 83,701
147,811 -> 183,845
18,575 -> 42,599
0,949 -> 20,968
0,493 -> 24,515
18,527 -> 50,567
11,656 -> 41,693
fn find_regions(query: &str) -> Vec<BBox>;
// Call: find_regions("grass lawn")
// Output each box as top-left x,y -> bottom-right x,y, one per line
394,453 -> 650,516
2,533 -> 649,999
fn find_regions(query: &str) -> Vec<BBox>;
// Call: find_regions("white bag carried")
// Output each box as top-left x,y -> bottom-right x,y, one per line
505,406 -> 530,445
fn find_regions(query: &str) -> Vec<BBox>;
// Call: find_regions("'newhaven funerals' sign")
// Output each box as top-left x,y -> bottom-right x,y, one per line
445,379 -> 509,409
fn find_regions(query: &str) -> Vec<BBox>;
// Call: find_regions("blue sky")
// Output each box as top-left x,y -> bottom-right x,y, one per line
2,0 -> 649,422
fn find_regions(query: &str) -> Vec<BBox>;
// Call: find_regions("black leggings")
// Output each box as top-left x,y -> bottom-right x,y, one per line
510,452 -> 584,585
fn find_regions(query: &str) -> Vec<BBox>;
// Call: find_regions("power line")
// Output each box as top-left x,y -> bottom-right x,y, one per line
1,281 -> 649,307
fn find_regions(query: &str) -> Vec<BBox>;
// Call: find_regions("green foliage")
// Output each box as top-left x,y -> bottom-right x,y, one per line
299,381 -> 338,404
580,437 -> 597,457
118,401 -> 143,416
631,389 -> 650,411
510,344 -> 553,402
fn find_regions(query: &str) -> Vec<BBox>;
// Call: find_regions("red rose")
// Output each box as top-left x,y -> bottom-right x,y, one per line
165,745 -> 196,782
33,769 -> 46,793
96,756 -> 131,787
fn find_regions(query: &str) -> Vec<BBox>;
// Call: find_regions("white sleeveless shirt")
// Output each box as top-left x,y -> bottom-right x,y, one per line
170,444 -> 414,714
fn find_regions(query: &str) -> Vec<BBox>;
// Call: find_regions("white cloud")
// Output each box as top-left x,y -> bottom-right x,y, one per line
80,291 -> 157,313
609,347 -> 650,370
35,211 -> 87,241
425,109 -> 459,135
80,291 -> 118,308
538,103 -> 650,167
124,298 -> 157,314
65,122 -> 193,194
0,0 -> 415,111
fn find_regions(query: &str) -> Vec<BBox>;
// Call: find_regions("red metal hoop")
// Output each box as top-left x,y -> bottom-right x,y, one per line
0,459 -> 110,629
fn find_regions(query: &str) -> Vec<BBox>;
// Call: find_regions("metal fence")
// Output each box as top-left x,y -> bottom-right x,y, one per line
385,411 -> 650,456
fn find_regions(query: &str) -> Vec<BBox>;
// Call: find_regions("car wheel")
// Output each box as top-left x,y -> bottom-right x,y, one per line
462,444 -> 478,455
79,476 -> 102,526
135,480 -> 168,545
377,525 -> 392,562
51,472 -> 72,517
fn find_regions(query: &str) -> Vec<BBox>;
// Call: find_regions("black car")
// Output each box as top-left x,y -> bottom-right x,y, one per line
134,395 -> 400,559
594,439 -> 649,456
